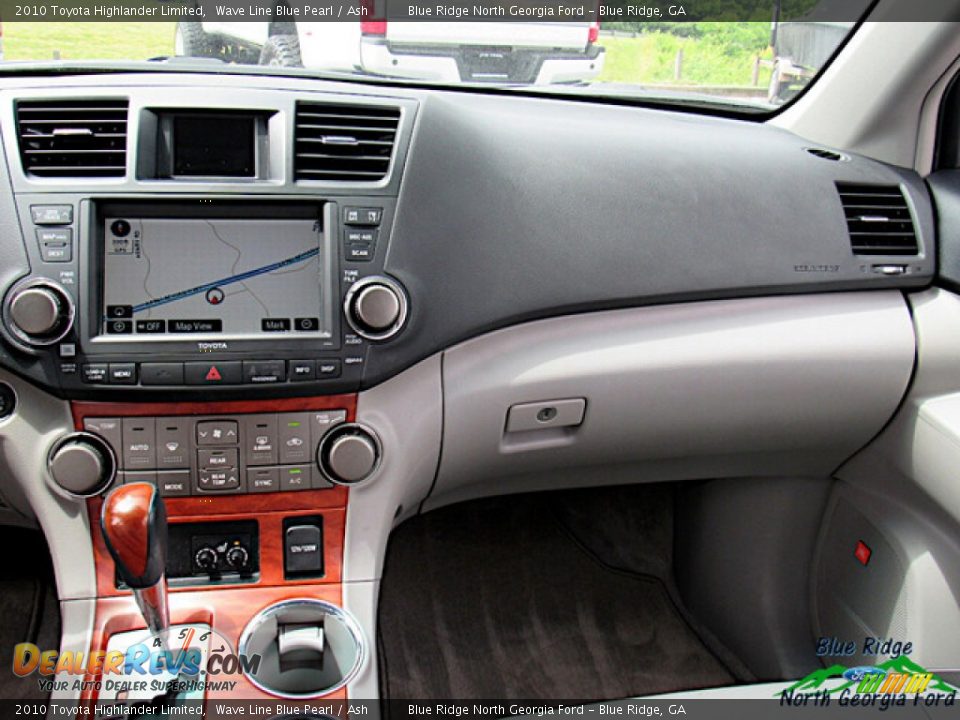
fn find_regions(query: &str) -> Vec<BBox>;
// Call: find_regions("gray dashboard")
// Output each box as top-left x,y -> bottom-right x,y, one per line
0,71 -> 936,395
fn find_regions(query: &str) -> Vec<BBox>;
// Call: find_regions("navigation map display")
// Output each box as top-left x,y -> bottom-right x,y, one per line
101,216 -> 328,338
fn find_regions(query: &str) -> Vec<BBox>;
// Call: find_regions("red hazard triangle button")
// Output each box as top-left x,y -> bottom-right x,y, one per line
186,361 -> 240,385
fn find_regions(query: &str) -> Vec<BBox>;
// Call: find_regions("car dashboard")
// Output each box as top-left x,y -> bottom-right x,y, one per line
0,69 -> 941,704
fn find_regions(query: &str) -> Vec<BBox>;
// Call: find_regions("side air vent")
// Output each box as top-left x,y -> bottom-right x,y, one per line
806,147 -> 847,162
295,102 -> 400,182
837,183 -> 918,256
16,99 -> 128,178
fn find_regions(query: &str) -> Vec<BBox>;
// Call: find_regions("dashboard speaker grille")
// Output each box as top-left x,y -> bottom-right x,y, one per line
16,99 -> 129,178
837,183 -> 918,256
295,102 -> 400,182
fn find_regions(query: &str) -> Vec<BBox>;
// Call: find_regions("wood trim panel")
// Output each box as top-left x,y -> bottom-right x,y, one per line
71,394 -> 357,429
83,584 -> 346,704
77,397 -> 352,598
89,502 -> 346,598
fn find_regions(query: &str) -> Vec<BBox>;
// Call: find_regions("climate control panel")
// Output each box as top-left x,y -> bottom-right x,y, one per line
82,409 -> 348,497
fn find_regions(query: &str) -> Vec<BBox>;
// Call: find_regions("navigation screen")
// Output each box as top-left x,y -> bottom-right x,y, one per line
101,216 -> 328,338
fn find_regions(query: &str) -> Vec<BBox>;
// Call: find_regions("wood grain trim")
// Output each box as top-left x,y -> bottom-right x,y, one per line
100,483 -> 156,579
90,503 -> 346,597
83,584 -> 346,704
71,394 -> 357,429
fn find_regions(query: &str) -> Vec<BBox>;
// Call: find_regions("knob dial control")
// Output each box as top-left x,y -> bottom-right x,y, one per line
5,281 -> 74,347
225,545 -> 249,571
195,547 -> 219,572
345,276 -> 407,341
317,423 -> 382,485
47,432 -> 116,498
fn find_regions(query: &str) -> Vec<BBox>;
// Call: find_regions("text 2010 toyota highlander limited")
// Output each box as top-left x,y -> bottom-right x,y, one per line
0,5 -> 958,718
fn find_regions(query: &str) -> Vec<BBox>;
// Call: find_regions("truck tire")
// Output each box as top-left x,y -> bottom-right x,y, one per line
175,22 -> 221,59
259,34 -> 302,67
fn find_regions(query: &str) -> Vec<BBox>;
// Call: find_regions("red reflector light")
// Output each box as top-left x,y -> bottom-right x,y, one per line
854,540 -> 872,566
360,0 -> 386,35
588,22 -> 600,44
361,20 -> 388,36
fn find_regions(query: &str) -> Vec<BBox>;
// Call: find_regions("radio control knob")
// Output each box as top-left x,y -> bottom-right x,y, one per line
317,424 -> 381,485
6,282 -> 73,346
345,277 -> 407,341
48,433 -> 116,498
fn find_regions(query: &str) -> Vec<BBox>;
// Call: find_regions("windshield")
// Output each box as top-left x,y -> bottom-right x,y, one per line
1,1 -> 865,112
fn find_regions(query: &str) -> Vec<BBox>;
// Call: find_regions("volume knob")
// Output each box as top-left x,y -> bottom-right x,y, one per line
48,432 -> 116,498
345,276 -> 407,341
6,281 -> 73,346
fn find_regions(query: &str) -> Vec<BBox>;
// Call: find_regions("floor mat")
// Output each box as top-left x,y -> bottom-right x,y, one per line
378,488 -> 740,700
0,527 -> 60,700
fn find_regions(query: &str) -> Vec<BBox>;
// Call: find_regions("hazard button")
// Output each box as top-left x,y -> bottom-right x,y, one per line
185,361 -> 242,385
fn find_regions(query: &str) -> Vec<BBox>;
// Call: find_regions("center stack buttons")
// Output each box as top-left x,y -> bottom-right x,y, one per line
196,419 -> 240,492
278,413 -> 311,490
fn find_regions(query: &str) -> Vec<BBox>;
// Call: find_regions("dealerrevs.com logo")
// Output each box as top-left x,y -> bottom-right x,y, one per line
11,626 -> 258,695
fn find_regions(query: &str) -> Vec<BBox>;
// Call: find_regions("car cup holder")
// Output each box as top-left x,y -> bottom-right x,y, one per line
239,599 -> 365,699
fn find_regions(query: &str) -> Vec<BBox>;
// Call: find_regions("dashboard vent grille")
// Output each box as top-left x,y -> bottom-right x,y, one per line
837,183 -> 918,256
16,99 -> 128,178
295,102 -> 400,182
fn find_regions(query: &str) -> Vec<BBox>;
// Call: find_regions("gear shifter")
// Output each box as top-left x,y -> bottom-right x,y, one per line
101,483 -> 170,643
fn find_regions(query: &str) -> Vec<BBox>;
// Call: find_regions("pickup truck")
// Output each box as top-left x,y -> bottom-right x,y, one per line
175,20 -> 605,84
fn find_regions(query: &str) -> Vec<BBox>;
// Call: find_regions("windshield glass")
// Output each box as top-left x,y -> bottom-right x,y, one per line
2,1 -> 866,112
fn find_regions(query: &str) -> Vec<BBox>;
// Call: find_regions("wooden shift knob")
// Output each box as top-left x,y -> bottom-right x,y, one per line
100,482 -> 168,589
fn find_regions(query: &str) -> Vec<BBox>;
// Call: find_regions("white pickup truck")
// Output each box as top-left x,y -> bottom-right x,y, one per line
175,20 -> 604,85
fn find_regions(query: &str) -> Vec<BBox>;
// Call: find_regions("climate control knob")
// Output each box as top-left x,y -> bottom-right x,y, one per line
345,276 -> 407,341
47,432 -> 116,498
317,424 -> 382,485
5,281 -> 74,347
225,545 -> 249,571
195,547 -> 219,572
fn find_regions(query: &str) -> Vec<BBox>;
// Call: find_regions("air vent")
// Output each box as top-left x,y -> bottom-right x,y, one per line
806,147 -> 847,162
295,102 -> 400,182
16,99 -> 128,178
837,183 -> 918,256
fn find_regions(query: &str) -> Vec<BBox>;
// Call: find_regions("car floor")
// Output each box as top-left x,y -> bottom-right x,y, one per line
0,526 -> 60,700
378,483 -> 751,701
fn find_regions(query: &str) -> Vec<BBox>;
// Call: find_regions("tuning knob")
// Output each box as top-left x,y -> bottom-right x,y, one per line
317,424 -> 382,485
345,276 -> 407,341
47,432 -> 116,498
5,280 -> 74,347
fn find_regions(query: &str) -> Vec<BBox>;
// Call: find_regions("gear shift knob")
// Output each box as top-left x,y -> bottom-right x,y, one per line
101,483 -> 170,640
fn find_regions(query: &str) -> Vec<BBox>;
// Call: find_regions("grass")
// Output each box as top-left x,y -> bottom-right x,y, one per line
599,34 -> 773,87
3,23 -> 176,61
2,22 -> 770,88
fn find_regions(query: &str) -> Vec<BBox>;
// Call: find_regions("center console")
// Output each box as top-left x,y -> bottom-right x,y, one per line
0,85 -> 417,708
